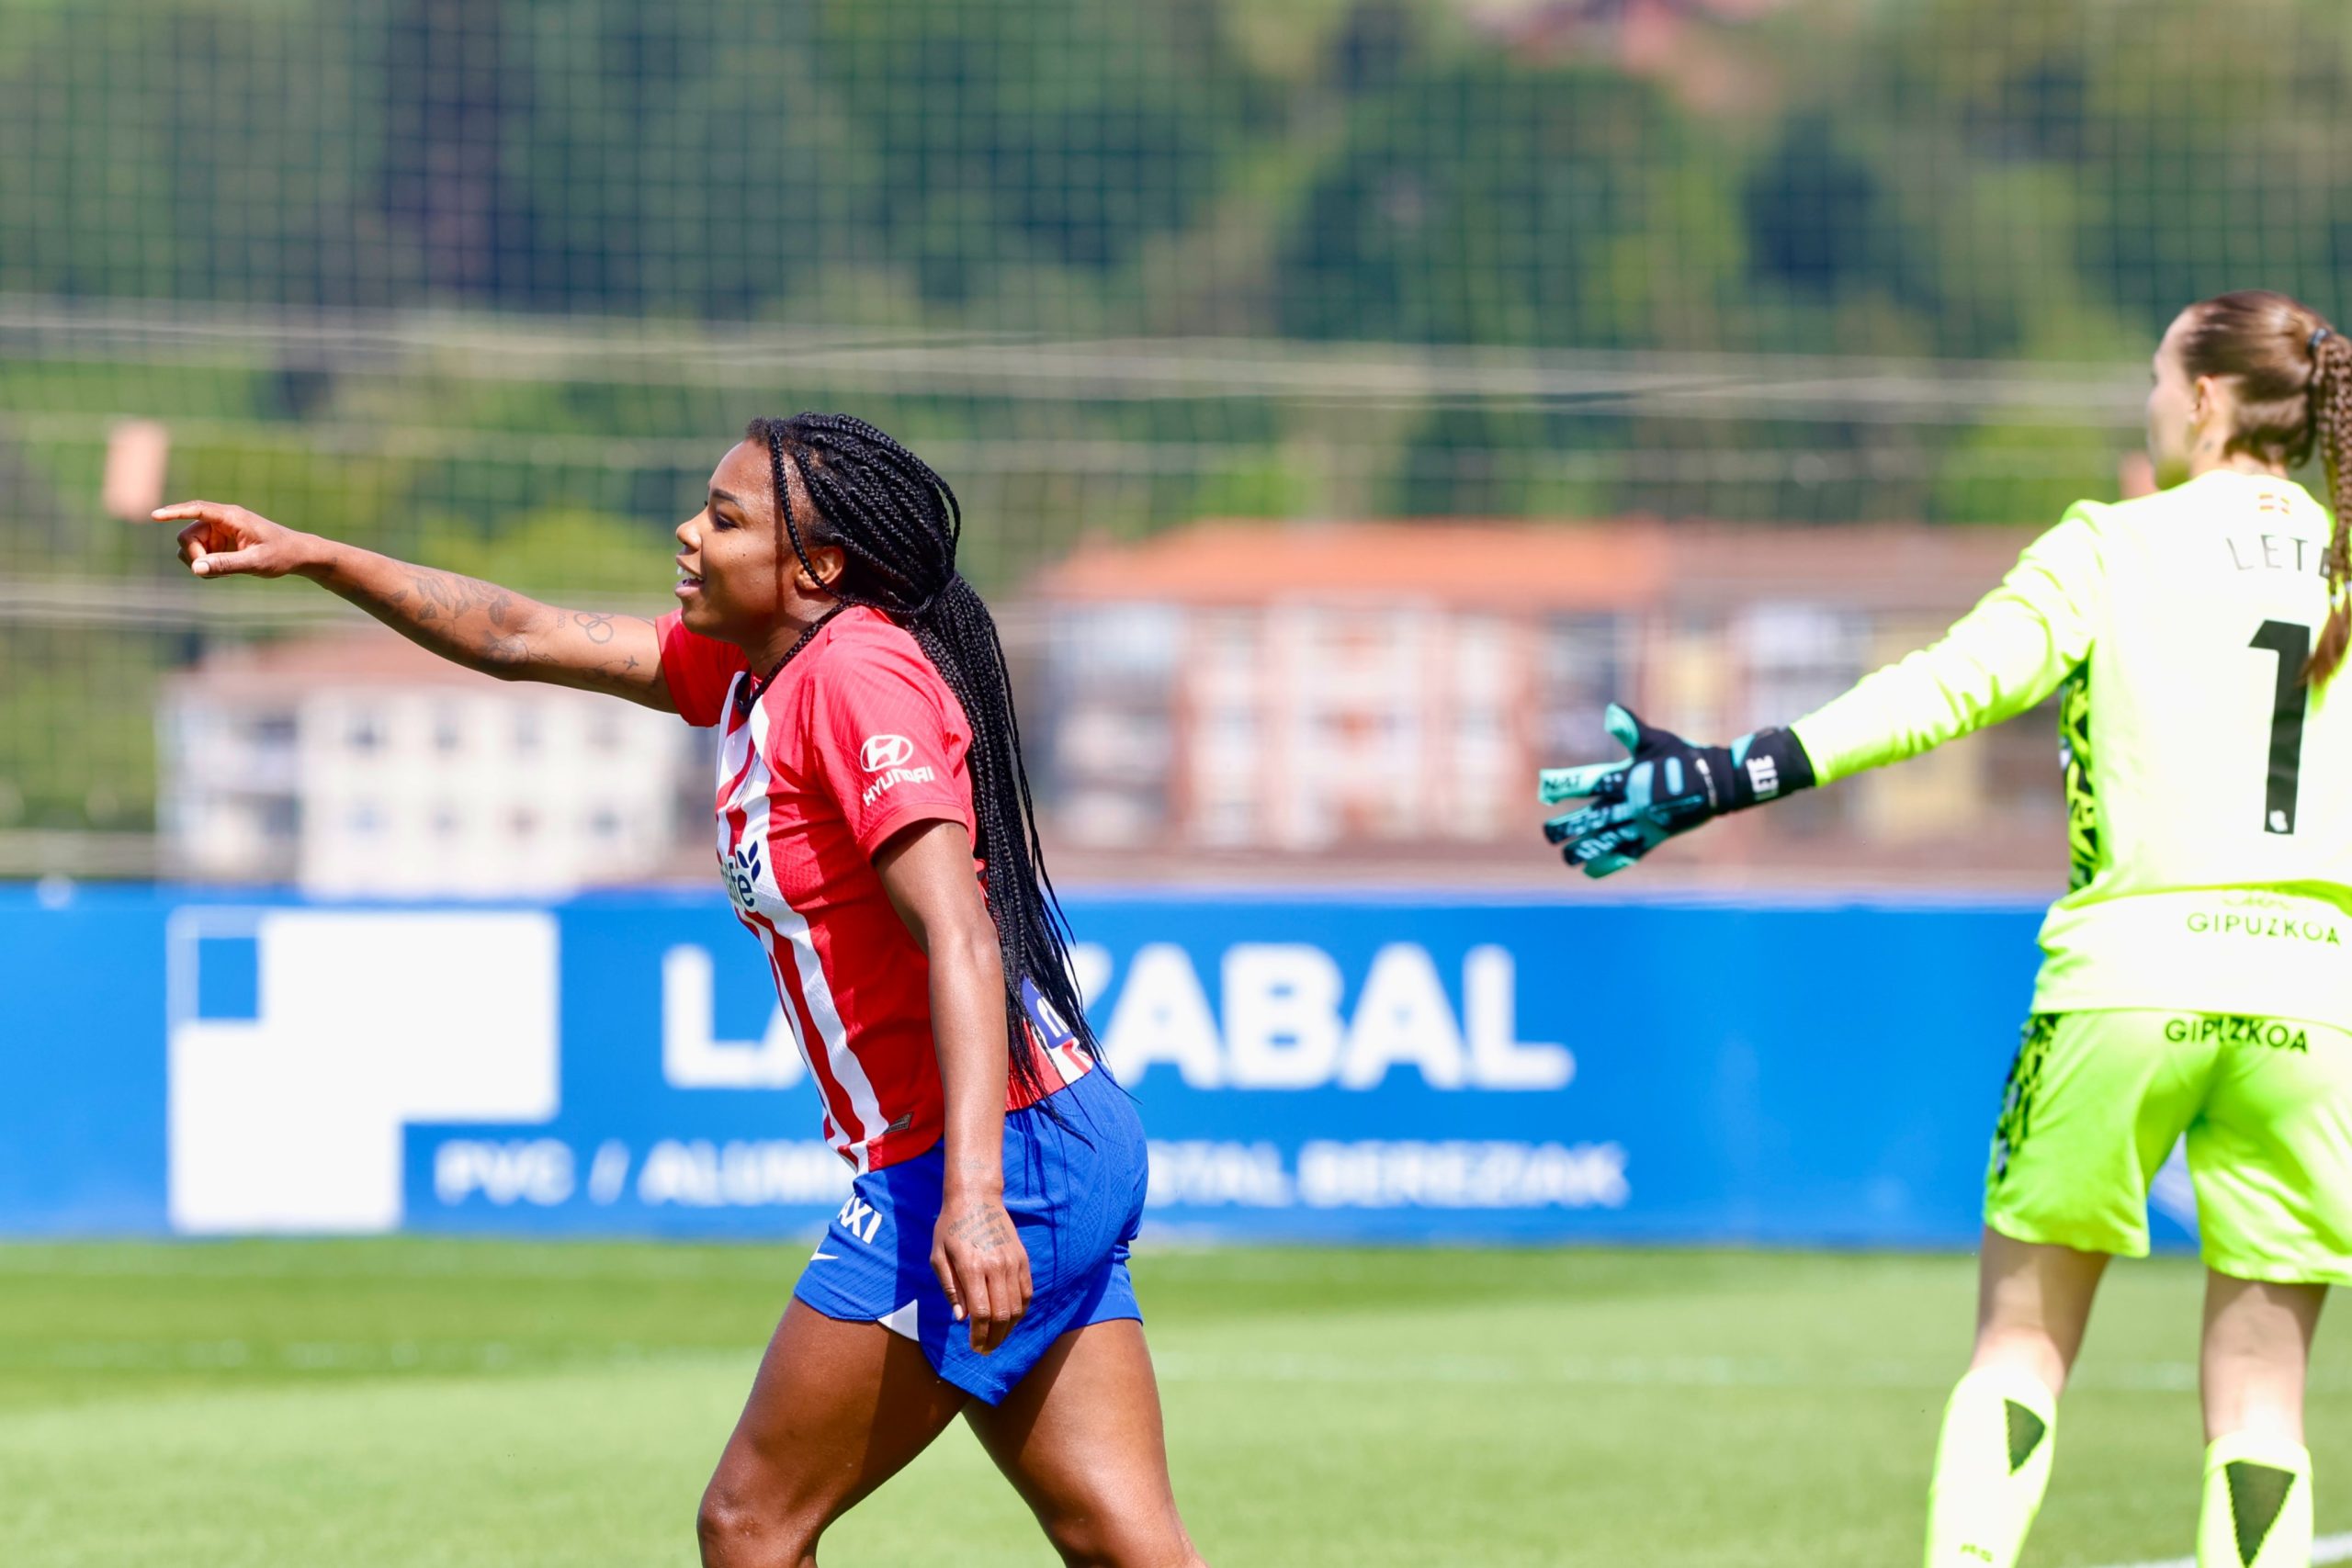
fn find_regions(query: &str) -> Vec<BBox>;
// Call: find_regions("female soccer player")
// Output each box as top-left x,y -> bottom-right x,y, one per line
158,413 -> 1206,1568
1544,290 -> 2352,1568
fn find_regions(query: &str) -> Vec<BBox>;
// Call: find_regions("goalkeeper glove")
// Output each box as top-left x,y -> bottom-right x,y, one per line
1539,703 -> 1816,878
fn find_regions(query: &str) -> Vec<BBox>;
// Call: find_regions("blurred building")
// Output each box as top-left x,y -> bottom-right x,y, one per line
161,633 -> 700,896
153,521 -> 2076,896
1035,520 -> 2067,886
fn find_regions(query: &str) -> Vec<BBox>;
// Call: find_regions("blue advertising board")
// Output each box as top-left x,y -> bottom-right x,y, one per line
0,882 -> 2198,1249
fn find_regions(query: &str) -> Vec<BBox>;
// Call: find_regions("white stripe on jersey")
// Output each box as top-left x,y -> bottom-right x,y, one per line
740,694 -> 888,1173
715,682 -> 831,1124
714,677 -> 754,859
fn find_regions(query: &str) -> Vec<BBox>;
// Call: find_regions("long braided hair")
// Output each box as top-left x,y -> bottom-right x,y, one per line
748,413 -> 1097,1098
2175,289 -> 2352,684
2311,329 -> 2352,685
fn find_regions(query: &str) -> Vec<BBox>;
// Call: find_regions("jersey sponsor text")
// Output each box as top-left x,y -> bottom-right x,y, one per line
2185,909 -> 2343,945
2164,1015 -> 2312,1052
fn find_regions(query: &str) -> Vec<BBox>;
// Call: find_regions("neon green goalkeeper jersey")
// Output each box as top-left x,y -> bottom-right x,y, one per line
1792,469 -> 2352,1027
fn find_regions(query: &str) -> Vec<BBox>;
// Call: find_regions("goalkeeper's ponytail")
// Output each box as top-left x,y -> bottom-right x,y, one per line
2175,290 -> 2352,686
2308,326 -> 2352,686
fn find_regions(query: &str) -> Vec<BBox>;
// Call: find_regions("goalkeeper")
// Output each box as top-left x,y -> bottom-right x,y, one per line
1545,290 -> 2352,1568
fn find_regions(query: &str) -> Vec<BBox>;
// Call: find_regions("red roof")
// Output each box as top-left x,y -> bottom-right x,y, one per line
1037,518 -> 2039,615
1040,521 -> 1673,610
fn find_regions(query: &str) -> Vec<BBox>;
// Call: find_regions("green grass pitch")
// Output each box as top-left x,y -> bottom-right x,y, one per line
4,1240 -> 2346,1566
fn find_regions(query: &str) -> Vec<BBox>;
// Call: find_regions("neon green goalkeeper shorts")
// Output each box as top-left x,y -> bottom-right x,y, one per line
1984,1010 -> 2352,1284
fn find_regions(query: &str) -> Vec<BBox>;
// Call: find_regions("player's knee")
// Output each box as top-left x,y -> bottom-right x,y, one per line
1049,1541 -> 1206,1568
1044,1523 -> 1112,1566
1035,1503 -> 1198,1568
695,1478 -> 819,1568
693,1486 -> 757,1565
1972,1325 -> 2075,1396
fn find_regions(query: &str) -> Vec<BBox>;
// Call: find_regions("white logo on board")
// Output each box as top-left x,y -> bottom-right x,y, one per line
165,909 -> 560,1235
860,734 -> 914,772
1079,942 -> 1574,1092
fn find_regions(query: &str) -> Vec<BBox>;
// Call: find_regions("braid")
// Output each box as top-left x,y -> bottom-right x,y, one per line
2311,330 -> 2352,686
2177,292 -> 2352,685
746,413 -> 1098,1104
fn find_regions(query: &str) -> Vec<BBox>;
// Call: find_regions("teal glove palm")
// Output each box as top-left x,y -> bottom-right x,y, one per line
1540,704 -> 1816,878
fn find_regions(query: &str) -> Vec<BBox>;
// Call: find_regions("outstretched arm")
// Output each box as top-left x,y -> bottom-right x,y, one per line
1786,511 -> 2106,784
1543,508 -> 2110,876
157,500 -> 674,712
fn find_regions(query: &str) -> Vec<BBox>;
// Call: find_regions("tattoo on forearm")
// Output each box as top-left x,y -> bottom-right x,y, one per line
363,568 -> 652,690
401,570 -> 515,626
378,570 -> 532,664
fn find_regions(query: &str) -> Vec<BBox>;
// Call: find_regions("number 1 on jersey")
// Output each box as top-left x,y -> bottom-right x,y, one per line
2251,619 -> 2312,835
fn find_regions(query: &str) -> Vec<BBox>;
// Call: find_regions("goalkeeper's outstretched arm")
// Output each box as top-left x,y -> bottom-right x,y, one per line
1543,509 -> 2108,876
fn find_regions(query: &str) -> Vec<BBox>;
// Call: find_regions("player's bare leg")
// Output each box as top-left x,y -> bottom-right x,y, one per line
2194,1271 -> 2324,1567
2203,1270 -> 2324,1444
1969,1227 -> 2109,1393
697,1301 -> 968,1568
1923,1228 -> 2109,1568
965,1318 -> 1206,1568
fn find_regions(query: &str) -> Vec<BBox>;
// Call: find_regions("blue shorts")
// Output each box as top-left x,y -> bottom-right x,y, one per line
792,1063 -> 1148,1404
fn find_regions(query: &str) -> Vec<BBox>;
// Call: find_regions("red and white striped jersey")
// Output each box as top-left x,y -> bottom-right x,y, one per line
657,607 -> 1089,1172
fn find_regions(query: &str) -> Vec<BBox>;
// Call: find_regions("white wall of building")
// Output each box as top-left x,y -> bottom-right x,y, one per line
164,669 -> 700,895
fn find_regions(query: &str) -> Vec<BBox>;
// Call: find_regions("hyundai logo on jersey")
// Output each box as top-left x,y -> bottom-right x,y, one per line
859,734 -> 915,771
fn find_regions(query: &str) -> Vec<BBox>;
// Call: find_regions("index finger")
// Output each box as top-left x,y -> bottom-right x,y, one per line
150,500 -> 229,525
930,1240 -> 962,1319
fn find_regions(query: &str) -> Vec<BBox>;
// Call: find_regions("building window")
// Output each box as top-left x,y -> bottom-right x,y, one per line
1536,615 -> 1632,761
1737,604 -> 1864,729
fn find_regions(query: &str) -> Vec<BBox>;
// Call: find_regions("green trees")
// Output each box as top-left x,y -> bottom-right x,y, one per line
17,1 -> 2352,840
1280,62 -> 1737,350
5,0 -> 2348,352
